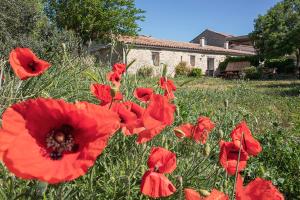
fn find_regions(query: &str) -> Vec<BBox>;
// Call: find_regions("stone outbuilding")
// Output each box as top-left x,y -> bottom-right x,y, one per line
90,29 -> 255,77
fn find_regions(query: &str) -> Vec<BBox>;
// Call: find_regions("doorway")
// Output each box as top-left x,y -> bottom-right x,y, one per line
207,58 -> 215,76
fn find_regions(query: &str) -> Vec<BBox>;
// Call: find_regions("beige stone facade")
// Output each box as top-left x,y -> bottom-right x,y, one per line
126,47 -> 226,77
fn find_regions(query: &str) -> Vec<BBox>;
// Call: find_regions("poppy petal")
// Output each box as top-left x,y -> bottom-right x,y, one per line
174,123 -> 194,138
230,121 -> 262,156
219,141 -> 249,175
147,147 -> 176,174
184,188 -> 201,200
134,87 -> 154,102
141,171 -> 176,198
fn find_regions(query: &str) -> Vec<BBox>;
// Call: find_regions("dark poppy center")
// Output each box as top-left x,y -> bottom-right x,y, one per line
46,124 -> 79,160
28,61 -> 37,72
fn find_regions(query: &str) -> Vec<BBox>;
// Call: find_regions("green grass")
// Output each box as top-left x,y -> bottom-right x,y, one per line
0,56 -> 300,199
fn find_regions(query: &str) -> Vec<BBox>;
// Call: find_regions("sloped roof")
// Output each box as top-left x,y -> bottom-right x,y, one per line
119,35 -> 255,56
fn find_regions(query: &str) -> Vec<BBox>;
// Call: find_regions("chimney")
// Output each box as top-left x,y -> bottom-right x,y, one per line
224,41 -> 229,49
200,37 -> 206,47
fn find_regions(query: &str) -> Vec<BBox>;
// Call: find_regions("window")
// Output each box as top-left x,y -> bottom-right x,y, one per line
190,55 -> 195,66
152,52 -> 160,66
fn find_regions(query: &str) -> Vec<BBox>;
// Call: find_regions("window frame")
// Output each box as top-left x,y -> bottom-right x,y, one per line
190,55 -> 196,67
152,52 -> 160,66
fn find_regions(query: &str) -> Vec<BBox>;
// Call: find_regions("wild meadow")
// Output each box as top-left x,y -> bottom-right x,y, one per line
0,51 -> 299,200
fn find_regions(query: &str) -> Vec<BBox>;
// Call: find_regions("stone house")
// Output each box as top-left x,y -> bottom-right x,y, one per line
90,29 -> 255,77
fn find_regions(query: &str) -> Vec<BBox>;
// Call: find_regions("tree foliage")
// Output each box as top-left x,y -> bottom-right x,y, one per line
46,0 -> 144,43
250,0 -> 300,74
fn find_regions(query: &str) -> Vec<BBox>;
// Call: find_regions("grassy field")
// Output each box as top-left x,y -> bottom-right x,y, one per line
0,58 -> 300,199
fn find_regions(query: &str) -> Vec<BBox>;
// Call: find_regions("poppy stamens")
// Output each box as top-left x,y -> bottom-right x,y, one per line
28,62 -> 37,72
46,124 -> 79,160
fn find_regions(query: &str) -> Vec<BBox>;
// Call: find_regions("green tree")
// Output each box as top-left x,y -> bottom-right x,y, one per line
46,0 -> 144,43
250,0 -> 300,77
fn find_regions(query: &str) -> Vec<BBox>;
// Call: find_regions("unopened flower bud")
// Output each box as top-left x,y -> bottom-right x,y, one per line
259,165 -> 266,177
218,129 -> 224,138
174,129 -> 185,139
177,176 -> 183,186
199,189 -> 210,197
203,143 -> 211,157
110,86 -> 119,98
224,99 -> 229,108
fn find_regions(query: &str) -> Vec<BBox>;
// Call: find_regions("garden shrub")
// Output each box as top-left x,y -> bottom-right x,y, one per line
265,58 -> 295,74
137,66 -> 154,77
175,61 -> 190,76
243,66 -> 262,80
189,68 -> 202,77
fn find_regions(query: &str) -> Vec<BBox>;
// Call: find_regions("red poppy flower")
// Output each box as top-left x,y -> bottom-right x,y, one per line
159,77 -> 176,99
184,188 -> 229,200
134,87 -> 154,102
147,147 -> 176,174
174,123 -> 194,138
0,98 -> 120,184
193,117 -> 215,144
236,174 -> 284,200
141,171 -> 176,198
219,140 -> 249,175
107,71 -> 122,88
111,101 -> 145,135
112,63 -> 126,74
184,188 -> 201,200
9,48 -> 51,80
141,147 -> 177,198
137,94 -> 176,143
230,121 -> 262,156
90,83 -> 123,106
174,117 -> 214,144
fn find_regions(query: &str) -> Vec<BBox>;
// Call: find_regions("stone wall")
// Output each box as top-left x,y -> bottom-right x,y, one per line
126,46 -> 226,77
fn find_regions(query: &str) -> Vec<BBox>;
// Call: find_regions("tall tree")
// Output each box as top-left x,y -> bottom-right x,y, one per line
46,0 -> 144,43
250,0 -> 300,77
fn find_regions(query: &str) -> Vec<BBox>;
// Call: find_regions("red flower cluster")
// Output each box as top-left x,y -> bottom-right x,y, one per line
141,147 -> 176,198
184,188 -> 228,200
219,121 -> 262,175
159,77 -> 176,100
2,48 -> 285,200
9,48 -> 51,80
236,174 -> 284,200
174,116 -> 215,144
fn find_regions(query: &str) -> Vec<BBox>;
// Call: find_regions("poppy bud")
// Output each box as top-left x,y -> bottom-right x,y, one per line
199,189 -> 210,197
203,143 -> 211,157
62,43 -> 66,52
259,165 -> 266,177
218,129 -> 224,138
224,99 -> 229,108
110,86 -> 119,98
162,64 -> 168,77
175,105 -> 180,116
177,176 -> 183,186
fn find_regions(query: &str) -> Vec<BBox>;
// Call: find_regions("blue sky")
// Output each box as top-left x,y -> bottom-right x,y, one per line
135,0 -> 281,41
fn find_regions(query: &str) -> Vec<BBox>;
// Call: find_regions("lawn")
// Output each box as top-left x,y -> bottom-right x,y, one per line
0,59 -> 300,199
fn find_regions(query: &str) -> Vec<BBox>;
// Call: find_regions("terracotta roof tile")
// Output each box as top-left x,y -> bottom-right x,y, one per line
119,35 -> 255,56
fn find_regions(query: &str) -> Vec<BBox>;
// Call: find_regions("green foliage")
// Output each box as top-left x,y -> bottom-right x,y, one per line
175,61 -> 190,76
265,58 -> 296,74
0,0 -> 81,62
189,68 -> 202,77
0,55 -> 300,199
46,0 -> 145,43
250,0 -> 300,70
255,127 -> 300,199
137,66 -> 153,77
243,66 -> 262,80
218,56 -> 260,71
